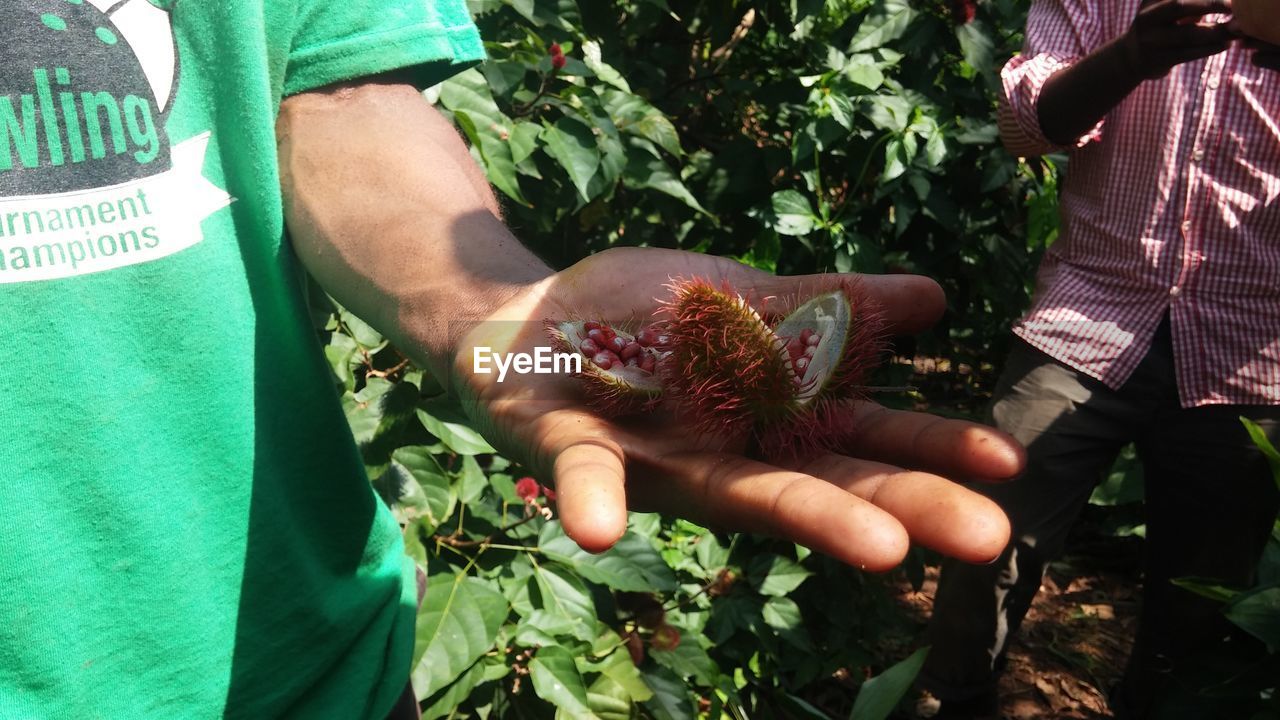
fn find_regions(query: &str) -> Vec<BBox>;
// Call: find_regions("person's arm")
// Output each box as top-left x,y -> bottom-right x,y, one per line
276,76 -> 1024,568
1037,0 -> 1233,145
999,0 -> 1232,156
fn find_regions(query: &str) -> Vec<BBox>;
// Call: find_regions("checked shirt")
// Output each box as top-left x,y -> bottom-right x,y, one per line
999,0 -> 1280,407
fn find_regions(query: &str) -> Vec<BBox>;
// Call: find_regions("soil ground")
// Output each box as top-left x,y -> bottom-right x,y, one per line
894,511 -> 1146,720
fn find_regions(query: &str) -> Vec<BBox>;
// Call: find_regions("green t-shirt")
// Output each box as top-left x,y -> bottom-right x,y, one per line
0,1 -> 483,717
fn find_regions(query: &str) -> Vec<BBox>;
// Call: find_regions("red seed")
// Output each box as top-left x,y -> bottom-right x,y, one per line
608,335 -> 628,354
804,344 -> 816,358
636,328 -> 660,347
786,337 -> 804,359
795,357 -> 810,375
625,356 -> 640,368
587,328 -> 608,345
799,328 -> 813,343
592,352 -> 613,370
584,321 -> 602,332
806,332 -> 821,347
580,338 -> 601,355
621,341 -> 642,360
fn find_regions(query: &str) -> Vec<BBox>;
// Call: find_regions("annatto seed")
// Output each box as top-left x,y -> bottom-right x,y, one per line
609,335 -> 628,354
592,352 -> 614,370
804,344 -> 816,358
584,321 -> 602,332
621,341 -> 642,360
587,328 -> 609,345
799,328 -> 813,343
806,332 -> 821,347
580,338 -> 601,355
795,357 -> 810,374
636,328 -> 659,347
786,337 -> 804,359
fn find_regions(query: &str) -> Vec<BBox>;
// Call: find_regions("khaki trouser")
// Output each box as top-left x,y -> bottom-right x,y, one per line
920,317 -> 1280,718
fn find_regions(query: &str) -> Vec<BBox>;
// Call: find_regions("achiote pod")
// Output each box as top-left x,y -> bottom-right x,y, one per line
657,278 -> 886,461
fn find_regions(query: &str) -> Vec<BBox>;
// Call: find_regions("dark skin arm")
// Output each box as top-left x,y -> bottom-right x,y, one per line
1037,0 -> 1233,146
276,77 -> 1022,568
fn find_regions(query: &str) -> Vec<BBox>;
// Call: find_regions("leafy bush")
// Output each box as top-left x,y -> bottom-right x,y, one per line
317,0 -> 1068,716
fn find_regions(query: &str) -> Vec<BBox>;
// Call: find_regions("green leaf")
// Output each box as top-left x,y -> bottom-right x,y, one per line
650,641 -> 718,686
416,403 -> 496,456
624,154 -> 711,216
541,117 -> 602,202
539,522 -> 678,592
529,645 -> 593,715
412,575 -> 508,700
642,667 -> 696,720
848,0 -> 916,53
763,596 -> 813,650
1171,577 -> 1241,604
850,647 -> 930,720
602,89 -> 682,157
532,562 -> 598,631
956,20 -> 997,85
750,554 -> 813,596
770,190 -> 818,236
383,446 -> 456,531
420,660 -> 487,720
1242,417 -> 1280,490
509,121 -> 542,165
594,646 -> 653,702
582,40 -> 632,92
1225,585 -> 1280,652
843,54 -> 885,92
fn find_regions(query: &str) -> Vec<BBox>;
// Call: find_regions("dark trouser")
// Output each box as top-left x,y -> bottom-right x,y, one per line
919,319 -> 1280,718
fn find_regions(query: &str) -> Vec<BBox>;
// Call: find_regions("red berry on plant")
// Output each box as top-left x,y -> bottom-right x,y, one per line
515,477 -> 540,502
650,624 -> 681,652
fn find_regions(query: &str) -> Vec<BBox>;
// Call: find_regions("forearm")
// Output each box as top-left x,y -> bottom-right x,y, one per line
276,77 -> 552,382
1036,38 -> 1142,146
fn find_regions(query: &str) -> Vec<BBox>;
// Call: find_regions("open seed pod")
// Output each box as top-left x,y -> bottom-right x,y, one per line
658,278 -> 885,460
545,320 -> 665,416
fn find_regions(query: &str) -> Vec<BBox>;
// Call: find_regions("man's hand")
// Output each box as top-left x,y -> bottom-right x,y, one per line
1037,0 -> 1231,145
449,247 -> 1021,570
1122,0 -> 1234,80
278,78 -> 1021,572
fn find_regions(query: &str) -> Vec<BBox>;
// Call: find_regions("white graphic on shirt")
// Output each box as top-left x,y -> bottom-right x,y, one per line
0,0 -> 232,284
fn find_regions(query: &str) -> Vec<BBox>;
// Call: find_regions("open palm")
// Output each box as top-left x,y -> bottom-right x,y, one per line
450,248 -> 1021,570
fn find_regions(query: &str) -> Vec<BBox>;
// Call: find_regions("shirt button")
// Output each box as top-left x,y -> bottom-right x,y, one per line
1181,220 -> 1192,233
1170,286 -> 1182,297
1192,148 -> 1205,162
1208,76 -> 1221,89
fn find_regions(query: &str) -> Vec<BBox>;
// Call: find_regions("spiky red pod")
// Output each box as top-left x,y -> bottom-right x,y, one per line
545,319 -> 664,416
659,278 -> 885,461
657,279 -> 799,439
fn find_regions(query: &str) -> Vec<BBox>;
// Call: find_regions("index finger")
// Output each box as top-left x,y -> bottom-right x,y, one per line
1142,0 -> 1232,24
623,448 -> 911,571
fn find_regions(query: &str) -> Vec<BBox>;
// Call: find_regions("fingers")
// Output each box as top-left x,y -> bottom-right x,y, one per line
742,272 -> 946,335
1141,0 -> 1231,25
625,449 -> 911,571
798,454 -> 1011,563
539,412 -> 630,552
845,402 -> 1026,482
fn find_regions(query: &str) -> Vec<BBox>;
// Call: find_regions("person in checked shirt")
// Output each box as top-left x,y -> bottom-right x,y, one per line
918,1 -> 1280,718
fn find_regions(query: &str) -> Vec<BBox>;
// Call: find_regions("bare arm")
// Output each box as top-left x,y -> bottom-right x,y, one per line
276,74 -> 547,383
276,76 -> 1022,566
1036,0 -> 1232,145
